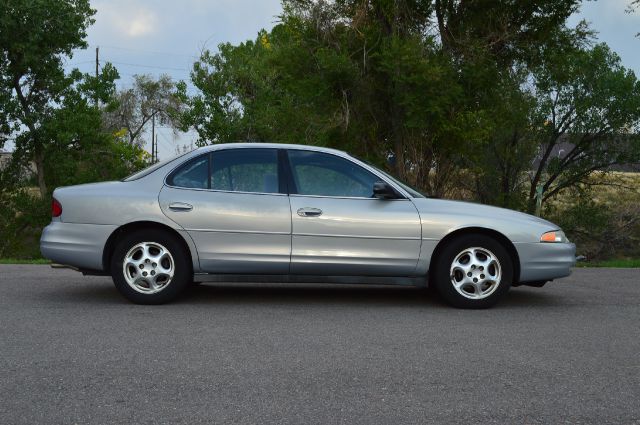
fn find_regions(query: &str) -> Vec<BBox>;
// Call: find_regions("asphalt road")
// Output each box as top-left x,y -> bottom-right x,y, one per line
0,265 -> 639,424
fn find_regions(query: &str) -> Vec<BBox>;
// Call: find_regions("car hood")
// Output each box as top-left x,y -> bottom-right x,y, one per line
411,198 -> 559,243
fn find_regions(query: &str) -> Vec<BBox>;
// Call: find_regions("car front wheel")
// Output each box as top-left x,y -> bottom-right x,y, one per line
431,234 -> 513,309
111,230 -> 191,304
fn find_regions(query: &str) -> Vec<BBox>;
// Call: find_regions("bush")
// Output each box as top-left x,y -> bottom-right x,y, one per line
545,187 -> 640,261
0,190 -> 51,259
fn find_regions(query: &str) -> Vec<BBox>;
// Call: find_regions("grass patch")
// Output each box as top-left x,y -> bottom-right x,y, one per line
0,258 -> 50,265
576,259 -> 640,268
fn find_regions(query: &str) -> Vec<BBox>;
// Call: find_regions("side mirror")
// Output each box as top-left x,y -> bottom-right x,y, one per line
373,181 -> 397,199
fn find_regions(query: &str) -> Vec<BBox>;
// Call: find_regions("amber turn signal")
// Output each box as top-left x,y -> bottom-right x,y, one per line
540,232 -> 556,242
540,231 -> 566,243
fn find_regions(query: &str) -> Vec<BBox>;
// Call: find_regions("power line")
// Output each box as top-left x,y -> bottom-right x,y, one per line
65,62 -> 194,80
95,44 -> 201,60
108,61 -> 190,72
156,126 -> 198,131
66,58 -> 192,72
67,60 -> 96,66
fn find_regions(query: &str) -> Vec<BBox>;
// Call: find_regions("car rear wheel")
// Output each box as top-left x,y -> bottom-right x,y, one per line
431,234 -> 513,309
111,229 -> 191,304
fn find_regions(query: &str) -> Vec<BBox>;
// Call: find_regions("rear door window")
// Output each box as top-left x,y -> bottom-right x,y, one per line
211,149 -> 280,194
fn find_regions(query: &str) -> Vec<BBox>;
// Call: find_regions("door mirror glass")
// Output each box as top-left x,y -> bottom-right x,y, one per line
372,181 -> 396,199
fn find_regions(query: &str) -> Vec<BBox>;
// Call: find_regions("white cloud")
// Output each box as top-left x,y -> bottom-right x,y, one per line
122,10 -> 157,37
93,1 -> 159,39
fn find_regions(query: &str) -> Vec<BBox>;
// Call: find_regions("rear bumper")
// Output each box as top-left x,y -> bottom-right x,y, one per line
515,242 -> 576,283
40,222 -> 117,271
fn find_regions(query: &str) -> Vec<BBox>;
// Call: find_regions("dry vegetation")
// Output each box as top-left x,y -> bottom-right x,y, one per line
545,172 -> 640,261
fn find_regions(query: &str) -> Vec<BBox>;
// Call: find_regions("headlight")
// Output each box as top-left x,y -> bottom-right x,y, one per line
540,230 -> 568,243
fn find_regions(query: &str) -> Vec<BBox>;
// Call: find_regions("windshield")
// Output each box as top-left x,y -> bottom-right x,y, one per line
123,151 -> 192,182
352,155 -> 426,198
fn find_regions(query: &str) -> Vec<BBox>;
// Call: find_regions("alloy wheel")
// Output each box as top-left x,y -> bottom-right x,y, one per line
122,242 -> 175,294
449,247 -> 502,300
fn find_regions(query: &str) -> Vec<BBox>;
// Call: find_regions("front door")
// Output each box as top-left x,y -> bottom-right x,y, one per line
159,148 -> 291,274
286,149 -> 422,276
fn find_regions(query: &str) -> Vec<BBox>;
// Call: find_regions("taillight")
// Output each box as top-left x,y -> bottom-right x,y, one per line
52,198 -> 62,217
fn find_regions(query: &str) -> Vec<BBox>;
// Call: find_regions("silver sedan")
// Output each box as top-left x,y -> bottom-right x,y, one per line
40,143 -> 576,308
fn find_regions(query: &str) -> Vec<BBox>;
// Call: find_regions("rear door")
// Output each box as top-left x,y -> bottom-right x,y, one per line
159,148 -> 291,274
285,149 -> 422,276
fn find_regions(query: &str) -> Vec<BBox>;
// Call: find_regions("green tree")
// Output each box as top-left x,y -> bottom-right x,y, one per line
180,0 -> 592,199
104,74 -> 184,147
37,66 -> 148,189
434,0 -> 584,63
468,68 -> 538,209
0,0 -> 96,197
0,0 -> 150,259
178,0 -> 640,220
526,44 -> 640,212
0,65 -> 148,259
180,0 -> 470,194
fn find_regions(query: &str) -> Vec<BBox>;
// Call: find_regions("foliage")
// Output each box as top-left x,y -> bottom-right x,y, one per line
0,0 -> 96,197
576,259 -> 640,268
179,0 -> 639,207
174,0 -> 640,261
525,44 -> 640,212
0,258 -> 50,264
545,176 -> 640,260
103,74 -> 184,146
0,189 -> 51,259
0,0 -> 149,259
2,0 -> 640,262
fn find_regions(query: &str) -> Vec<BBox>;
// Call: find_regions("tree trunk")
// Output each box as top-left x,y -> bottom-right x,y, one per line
34,147 -> 47,197
12,76 -> 47,197
390,81 -> 404,178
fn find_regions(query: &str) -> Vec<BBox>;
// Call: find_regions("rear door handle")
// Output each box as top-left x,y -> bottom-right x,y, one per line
169,202 -> 193,212
297,207 -> 323,217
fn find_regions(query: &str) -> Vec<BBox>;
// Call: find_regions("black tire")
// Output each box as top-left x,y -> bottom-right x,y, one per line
110,229 -> 192,304
431,234 -> 513,309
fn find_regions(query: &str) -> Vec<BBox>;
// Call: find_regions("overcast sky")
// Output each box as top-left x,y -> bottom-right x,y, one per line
61,0 -> 640,160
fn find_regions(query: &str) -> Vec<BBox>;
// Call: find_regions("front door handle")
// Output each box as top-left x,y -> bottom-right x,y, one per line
297,207 -> 323,217
169,202 -> 193,212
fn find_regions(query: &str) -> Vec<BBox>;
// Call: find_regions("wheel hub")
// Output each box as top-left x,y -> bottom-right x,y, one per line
122,242 -> 175,294
449,247 -> 502,300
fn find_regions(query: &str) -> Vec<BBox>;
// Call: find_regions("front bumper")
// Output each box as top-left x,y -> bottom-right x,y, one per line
514,242 -> 577,283
40,222 -> 117,271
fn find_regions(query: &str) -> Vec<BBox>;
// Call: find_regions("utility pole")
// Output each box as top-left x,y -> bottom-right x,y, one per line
155,134 -> 159,163
94,46 -> 99,105
151,113 -> 155,163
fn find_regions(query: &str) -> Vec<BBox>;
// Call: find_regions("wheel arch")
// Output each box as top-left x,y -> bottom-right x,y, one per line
429,227 -> 521,284
102,221 -> 197,273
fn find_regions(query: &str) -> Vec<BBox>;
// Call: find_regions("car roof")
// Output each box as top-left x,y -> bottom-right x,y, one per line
195,142 -> 349,157
130,141 -> 416,198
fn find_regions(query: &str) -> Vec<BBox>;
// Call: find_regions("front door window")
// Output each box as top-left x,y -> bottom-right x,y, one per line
287,150 -> 379,198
